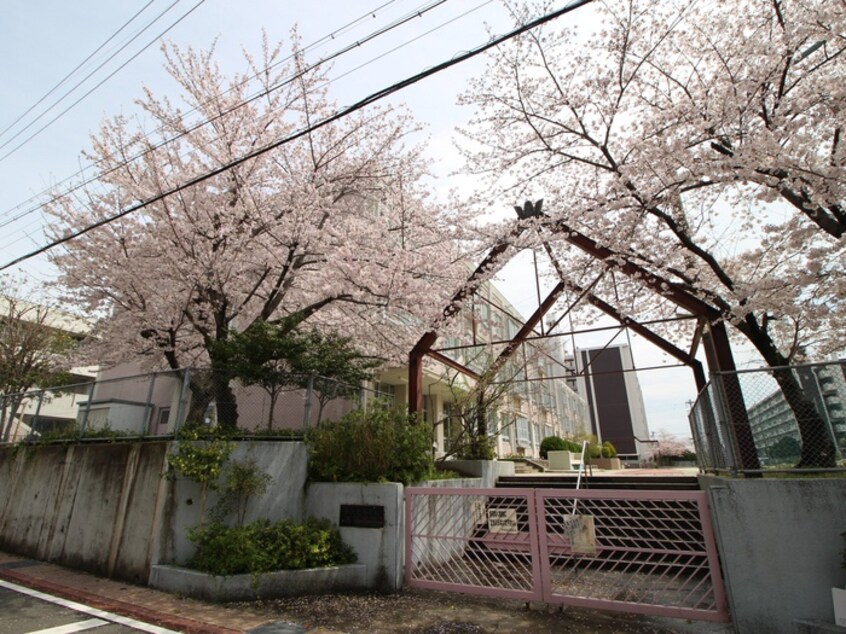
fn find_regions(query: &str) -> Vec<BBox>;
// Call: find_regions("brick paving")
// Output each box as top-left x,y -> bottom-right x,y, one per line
0,551 -> 273,633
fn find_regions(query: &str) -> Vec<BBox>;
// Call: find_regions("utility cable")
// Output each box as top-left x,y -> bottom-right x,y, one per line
0,0 -> 206,163
0,0 -> 595,272
0,0 -> 466,253
0,0 -> 156,142
0,0 -> 440,229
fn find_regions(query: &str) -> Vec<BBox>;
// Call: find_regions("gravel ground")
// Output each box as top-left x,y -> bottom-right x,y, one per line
237,588 -> 724,634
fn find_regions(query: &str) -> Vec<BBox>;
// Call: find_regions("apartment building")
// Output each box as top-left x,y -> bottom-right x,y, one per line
747,360 -> 846,464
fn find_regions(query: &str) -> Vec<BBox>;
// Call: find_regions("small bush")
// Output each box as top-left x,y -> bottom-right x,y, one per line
210,459 -> 272,526
244,427 -> 304,439
563,439 -> 583,453
539,436 -> 567,459
306,407 -> 432,485
187,517 -> 356,576
601,441 -> 617,458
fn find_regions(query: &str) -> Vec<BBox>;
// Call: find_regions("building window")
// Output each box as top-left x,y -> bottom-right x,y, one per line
157,407 -> 171,427
500,412 -> 511,441
516,416 -> 530,446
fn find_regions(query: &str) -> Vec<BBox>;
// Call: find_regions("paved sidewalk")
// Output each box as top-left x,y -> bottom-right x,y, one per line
0,551 -> 291,633
0,551 -> 732,634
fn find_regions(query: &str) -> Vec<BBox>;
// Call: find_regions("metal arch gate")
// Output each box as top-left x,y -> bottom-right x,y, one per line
404,487 -> 729,623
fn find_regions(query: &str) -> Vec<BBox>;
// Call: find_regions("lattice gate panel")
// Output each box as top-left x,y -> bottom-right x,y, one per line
536,490 -> 728,622
404,487 -> 543,601
405,487 -> 729,623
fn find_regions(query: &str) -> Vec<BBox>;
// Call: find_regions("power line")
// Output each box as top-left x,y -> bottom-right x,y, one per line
0,0 -> 457,253
1,0 -> 595,273
0,0 -> 157,142
0,0 -> 206,163
0,0 -> 430,229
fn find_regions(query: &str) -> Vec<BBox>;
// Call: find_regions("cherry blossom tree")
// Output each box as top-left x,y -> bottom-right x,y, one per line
46,34 -> 464,429
461,0 -> 845,466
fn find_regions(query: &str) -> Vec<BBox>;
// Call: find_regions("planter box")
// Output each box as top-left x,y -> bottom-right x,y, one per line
149,563 -> 367,602
547,451 -> 581,470
590,457 -> 622,470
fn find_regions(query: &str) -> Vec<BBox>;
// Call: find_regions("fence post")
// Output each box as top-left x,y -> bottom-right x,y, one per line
31,390 -> 45,435
79,381 -> 96,437
711,373 -> 740,473
143,373 -> 157,435
303,374 -> 315,430
0,394 -> 8,442
174,368 -> 191,433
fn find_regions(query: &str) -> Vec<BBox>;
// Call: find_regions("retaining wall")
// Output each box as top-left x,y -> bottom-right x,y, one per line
701,475 -> 846,633
0,441 -> 308,584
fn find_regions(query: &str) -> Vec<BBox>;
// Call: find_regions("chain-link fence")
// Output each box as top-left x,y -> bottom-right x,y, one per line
689,361 -> 846,473
0,368 -> 394,443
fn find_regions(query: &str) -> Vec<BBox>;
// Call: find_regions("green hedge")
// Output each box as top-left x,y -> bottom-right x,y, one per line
187,518 -> 356,576
306,407 -> 433,485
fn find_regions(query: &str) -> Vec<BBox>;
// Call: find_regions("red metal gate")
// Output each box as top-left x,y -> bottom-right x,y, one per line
405,487 -> 729,622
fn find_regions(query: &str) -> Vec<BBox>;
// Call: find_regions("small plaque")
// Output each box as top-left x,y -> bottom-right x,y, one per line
339,504 -> 385,528
487,508 -> 519,533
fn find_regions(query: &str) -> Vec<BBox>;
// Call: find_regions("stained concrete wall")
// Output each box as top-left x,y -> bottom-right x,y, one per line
305,482 -> 404,592
0,443 -> 508,595
701,476 -> 846,633
0,442 -> 169,584
0,440 -> 308,584
155,441 -> 308,567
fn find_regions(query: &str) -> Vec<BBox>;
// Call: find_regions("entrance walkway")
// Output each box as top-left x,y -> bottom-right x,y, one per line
0,551 -> 730,633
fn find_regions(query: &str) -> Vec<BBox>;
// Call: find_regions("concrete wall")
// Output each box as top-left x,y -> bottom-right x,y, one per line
701,476 -> 846,633
155,441 -> 308,567
0,443 -> 505,596
305,482 -> 404,592
0,442 -> 169,584
441,460 -> 514,488
0,440 -> 308,584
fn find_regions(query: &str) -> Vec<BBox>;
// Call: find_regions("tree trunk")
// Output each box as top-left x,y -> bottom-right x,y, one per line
1,395 -> 25,442
770,366 -> 836,468
212,371 -> 238,431
745,324 -> 837,468
0,400 -> 9,443
267,389 -> 278,430
185,373 -> 214,428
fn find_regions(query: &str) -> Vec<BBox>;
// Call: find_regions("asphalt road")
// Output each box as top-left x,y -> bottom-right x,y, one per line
0,581 -> 178,634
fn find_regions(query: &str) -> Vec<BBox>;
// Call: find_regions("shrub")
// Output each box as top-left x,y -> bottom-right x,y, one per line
166,426 -> 234,523
453,434 -> 496,461
306,406 -> 433,485
244,427 -> 304,439
679,449 -> 697,462
539,436 -> 567,459
601,441 -> 617,458
210,459 -> 272,526
187,517 -> 356,576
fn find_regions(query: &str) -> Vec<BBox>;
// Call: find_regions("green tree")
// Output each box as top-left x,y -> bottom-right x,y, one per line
212,320 -> 376,429
289,330 -> 378,424
210,320 -> 304,429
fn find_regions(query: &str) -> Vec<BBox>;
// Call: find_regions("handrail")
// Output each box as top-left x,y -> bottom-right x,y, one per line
572,440 -> 589,514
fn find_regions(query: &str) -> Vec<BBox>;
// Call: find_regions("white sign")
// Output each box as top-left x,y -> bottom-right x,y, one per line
568,514 -> 597,555
487,508 -> 519,533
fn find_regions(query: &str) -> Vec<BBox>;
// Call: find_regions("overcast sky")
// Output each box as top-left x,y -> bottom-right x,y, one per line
0,0 -> 765,439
